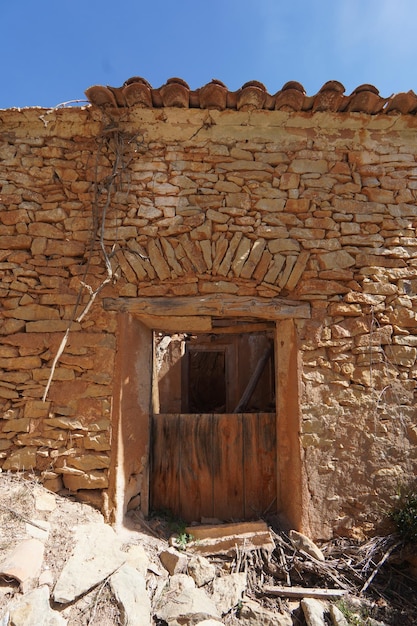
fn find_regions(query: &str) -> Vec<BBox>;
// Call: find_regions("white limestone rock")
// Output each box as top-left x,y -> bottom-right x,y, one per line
53,523 -> 125,603
210,572 -> 247,615
301,598 -> 327,626
110,564 -> 151,626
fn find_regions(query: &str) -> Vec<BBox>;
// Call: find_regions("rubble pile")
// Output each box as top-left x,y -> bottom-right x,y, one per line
0,474 -> 416,625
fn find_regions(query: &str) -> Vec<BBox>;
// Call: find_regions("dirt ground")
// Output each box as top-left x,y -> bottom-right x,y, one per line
0,472 -> 416,625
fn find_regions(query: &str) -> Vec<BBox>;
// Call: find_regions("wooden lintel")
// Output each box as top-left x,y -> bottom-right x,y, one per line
139,315 -> 212,333
103,295 -> 311,320
210,323 -> 274,334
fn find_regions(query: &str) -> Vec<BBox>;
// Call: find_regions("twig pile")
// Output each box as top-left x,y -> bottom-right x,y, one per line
236,530 -> 417,624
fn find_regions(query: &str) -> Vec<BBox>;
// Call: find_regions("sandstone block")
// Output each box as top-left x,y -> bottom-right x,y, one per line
160,547 -> 188,575
0,319 -> 26,335
0,356 -> 42,371
0,386 -> 19,399
231,236 -> 251,275
3,304 -> 60,321
63,470 -> 108,491
290,159 -> 328,174
240,599 -> 292,626
301,598 -> 327,626
355,325 -> 393,346
286,251 -> 310,291
148,239 -> 171,280
110,564 -> 151,626
318,250 -> 355,270
0,234 -> 31,249
296,279 -> 349,296
84,433 -> 110,451
67,454 -> 110,471
2,417 -> 31,432
268,238 -> 300,253
289,530 -> 325,561
2,447 -> 37,470
28,222 -> 65,239
389,307 -> 417,328
206,208 -> 229,223
8,585 -> 66,626
285,198 -> 310,213
279,172 -> 300,189
385,345 -> 417,367
256,198 -> 286,212
24,400 -> 51,419
240,239 -> 266,279
187,554 -> 216,587
200,281 -> 239,294
290,227 -> 325,240
363,187 -> 395,203
211,572 -> 247,615
256,225 -> 289,239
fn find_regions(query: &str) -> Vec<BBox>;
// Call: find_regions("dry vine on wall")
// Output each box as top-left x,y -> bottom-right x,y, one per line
43,120 -> 142,401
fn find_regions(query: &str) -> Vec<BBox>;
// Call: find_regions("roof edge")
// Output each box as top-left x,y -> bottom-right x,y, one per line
85,78 -> 417,116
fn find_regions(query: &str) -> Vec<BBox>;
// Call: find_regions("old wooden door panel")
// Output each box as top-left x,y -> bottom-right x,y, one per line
151,413 -> 181,515
151,412 -> 276,522
243,412 -> 277,517
179,414 -> 214,521
212,413 -> 244,520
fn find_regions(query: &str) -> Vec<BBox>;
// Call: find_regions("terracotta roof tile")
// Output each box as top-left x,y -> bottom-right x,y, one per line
85,78 -> 417,115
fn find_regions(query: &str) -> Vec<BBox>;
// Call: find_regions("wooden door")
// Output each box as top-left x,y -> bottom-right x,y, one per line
150,412 -> 277,522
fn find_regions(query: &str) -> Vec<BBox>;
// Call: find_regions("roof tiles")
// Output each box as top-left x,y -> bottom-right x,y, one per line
85,78 -> 417,115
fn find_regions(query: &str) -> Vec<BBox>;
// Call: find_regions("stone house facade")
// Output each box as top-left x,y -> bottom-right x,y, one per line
1,78 -> 417,539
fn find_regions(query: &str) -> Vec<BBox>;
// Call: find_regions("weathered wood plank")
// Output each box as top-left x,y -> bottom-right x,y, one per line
186,520 -> 269,540
184,520 -> 275,555
212,414 -> 244,520
264,585 -> 348,599
150,414 -> 181,516
243,413 -> 277,518
139,314 -> 212,332
103,295 -> 311,320
179,414 -> 214,522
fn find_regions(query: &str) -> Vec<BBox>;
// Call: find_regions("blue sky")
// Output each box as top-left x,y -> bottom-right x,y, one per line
1,0 -> 417,109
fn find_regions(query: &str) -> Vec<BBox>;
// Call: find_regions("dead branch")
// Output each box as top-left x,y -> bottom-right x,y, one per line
361,540 -> 401,593
42,328 -> 70,402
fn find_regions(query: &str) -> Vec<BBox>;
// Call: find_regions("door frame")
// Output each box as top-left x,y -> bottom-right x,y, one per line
106,296 -> 311,533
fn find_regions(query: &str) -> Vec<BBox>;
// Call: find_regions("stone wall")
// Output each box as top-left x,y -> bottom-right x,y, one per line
1,103 -> 417,538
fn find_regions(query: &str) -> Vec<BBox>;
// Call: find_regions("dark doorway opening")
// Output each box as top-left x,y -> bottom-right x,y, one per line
153,329 -> 275,415
186,349 -> 226,413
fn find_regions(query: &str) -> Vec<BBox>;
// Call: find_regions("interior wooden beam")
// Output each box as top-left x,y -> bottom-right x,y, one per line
103,295 -> 311,320
234,344 -> 273,412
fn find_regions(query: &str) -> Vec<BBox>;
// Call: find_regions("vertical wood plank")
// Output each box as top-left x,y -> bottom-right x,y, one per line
110,316 -> 153,524
243,412 -> 277,518
179,414 -> 214,522
212,413 -> 244,520
150,414 -> 181,516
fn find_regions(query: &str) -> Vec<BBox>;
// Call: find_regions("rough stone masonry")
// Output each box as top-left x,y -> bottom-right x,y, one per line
1,78 -> 417,539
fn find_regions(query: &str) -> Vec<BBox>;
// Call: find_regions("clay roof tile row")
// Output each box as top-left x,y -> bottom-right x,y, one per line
85,78 -> 417,115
